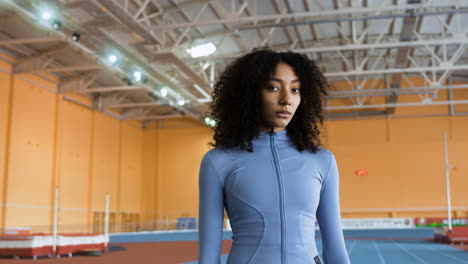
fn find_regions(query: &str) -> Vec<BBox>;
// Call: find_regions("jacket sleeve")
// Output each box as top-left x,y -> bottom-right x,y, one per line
316,152 -> 350,264
198,153 -> 224,264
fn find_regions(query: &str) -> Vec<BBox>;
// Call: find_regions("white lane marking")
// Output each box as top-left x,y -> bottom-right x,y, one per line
348,240 -> 357,255
392,240 -> 429,264
373,240 -> 386,264
420,242 -> 468,264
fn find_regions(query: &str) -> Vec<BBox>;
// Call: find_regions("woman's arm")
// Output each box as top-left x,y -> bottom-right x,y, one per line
198,153 -> 224,264
316,152 -> 350,264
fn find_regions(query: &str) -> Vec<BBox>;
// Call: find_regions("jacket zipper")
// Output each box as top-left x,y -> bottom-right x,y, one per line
269,130 -> 286,264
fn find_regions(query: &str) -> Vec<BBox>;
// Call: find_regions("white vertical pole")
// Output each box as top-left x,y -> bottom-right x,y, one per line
443,132 -> 453,232
53,186 -> 59,255
163,216 -> 168,230
104,193 -> 110,247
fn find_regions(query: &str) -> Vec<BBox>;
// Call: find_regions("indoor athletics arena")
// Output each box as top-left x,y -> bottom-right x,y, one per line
0,0 -> 467,263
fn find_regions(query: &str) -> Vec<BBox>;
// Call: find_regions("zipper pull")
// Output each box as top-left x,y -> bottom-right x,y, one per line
269,127 -> 275,136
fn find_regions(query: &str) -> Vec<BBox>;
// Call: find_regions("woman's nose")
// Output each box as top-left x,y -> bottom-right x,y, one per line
279,89 -> 292,105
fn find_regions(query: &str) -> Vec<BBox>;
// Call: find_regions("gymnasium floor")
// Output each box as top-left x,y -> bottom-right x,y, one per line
183,240 -> 468,264
1,228 -> 467,263
183,229 -> 468,264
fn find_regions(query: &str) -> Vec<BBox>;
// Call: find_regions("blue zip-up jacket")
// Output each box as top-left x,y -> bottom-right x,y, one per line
198,129 -> 350,264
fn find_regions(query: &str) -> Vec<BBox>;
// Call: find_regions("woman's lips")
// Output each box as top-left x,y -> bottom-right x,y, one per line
275,111 -> 291,118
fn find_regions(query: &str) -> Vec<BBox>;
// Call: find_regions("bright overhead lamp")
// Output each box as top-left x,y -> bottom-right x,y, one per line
186,42 -> 217,58
204,117 -> 211,125
52,20 -> 62,30
160,88 -> 168,97
71,32 -> 80,42
178,99 -> 185,106
41,11 -> 52,20
133,71 -> 142,82
107,54 -> 118,64
130,70 -> 147,84
39,10 -> 61,31
209,120 -> 216,126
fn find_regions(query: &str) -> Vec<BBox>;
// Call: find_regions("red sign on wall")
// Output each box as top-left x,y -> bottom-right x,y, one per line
355,169 -> 368,176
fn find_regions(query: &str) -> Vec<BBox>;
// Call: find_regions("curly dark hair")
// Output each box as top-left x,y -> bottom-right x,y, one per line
208,46 -> 328,153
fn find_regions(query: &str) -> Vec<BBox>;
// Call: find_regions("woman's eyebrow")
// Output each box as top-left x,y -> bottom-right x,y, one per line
269,77 -> 300,83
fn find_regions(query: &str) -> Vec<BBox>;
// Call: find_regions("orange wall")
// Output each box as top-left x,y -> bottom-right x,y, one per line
157,125 -> 212,220
141,127 -> 158,223
119,123 -> 143,213
156,116 -> 468,220
0,57 -> 154,232
5,75 -> 57,229
0,60 -> 13,230
57,100 -> 92,231
90,113 -> 120,213
327,116 -> 468,218
1,55 -> 468,233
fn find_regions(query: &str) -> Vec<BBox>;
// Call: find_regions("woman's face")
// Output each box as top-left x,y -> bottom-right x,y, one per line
258,62 -> 301,132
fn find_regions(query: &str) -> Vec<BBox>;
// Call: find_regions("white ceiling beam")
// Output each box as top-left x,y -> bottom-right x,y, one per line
124,113 -> 183,120
121,107 -> 153,119
5,0 -> 201,122
208,0 -> 250,52
97,0 -> 163,44
168,0 -> 207,40
261,8 -> 289,46
324,64 -> 468,77
437,42 -> 468,84
13,43 -> 69,74
188,37 -> 468,62
151,52 -> 211,90
107,102 -> 167,108
46,65 -> 101,73
152,1 -> 468,30
328,83 -> 468,97
59,71 -> 102,93
272,0 -> 294,45
327,100 -> 468,110
239,0 -> 267,42
98,92 -> 129,108
85,85 -> 148,93
386,1 -> 421,115
296,38 -> 468,53
0,37 -> 62,47
172,3 -> 208,48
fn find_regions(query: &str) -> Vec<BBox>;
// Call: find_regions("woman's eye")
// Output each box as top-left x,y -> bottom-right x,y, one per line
267,85 -> 279,91
292,88 -> 301,93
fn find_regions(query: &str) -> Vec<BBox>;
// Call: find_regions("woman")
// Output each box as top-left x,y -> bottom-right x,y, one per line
198,47 -> 350,264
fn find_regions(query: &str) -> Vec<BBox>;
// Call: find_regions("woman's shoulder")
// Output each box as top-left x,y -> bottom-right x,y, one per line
203,145 -> 237,157
201,146 -> 243,168
307,146 -> 334,160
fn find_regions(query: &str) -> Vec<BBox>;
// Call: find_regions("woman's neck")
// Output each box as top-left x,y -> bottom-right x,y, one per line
258,126 -> 286,132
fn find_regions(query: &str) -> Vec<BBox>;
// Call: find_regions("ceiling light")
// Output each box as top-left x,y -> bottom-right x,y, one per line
209,120 -> 216,126
204,117 -> 211,124
133,71 -> 142,82
52,20 -> 62,30
108,54 -> 118,64
178,99 -> 185,106
41,11 -> 52,20
161,88 -> 168,97
186,42 -> 217,58
72,32 -> 80,42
